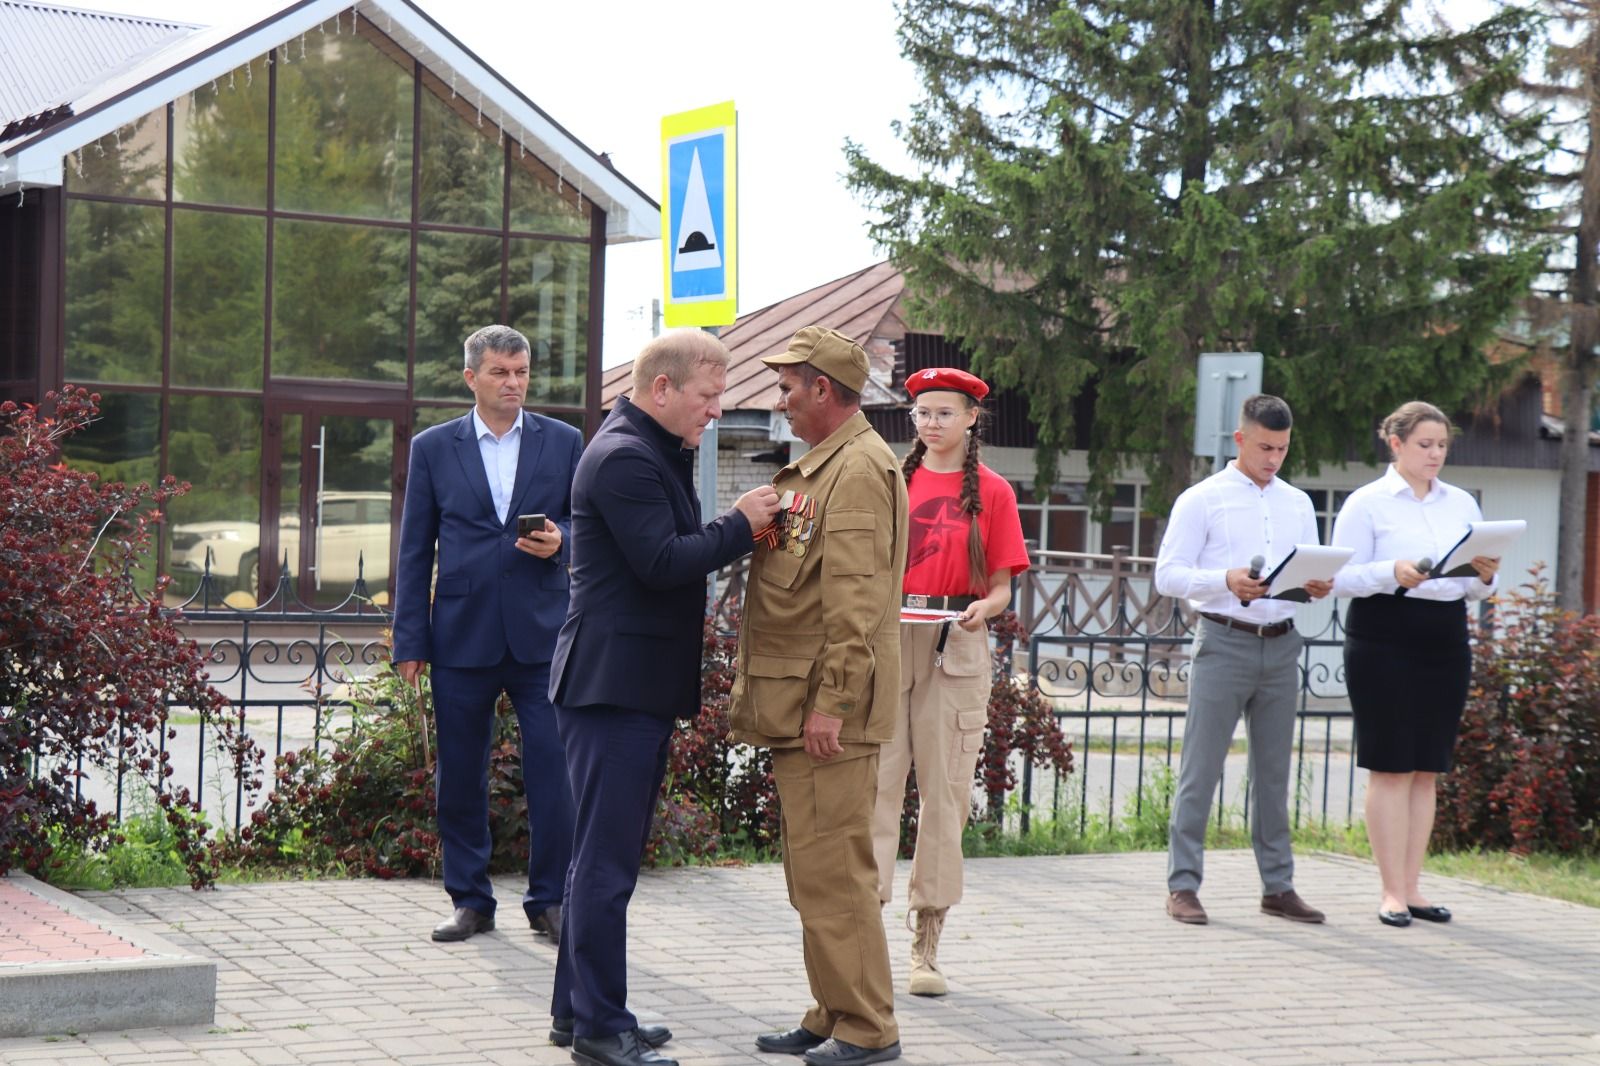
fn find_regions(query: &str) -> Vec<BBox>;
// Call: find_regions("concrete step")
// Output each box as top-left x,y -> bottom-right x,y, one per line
0,873 -> 215,1038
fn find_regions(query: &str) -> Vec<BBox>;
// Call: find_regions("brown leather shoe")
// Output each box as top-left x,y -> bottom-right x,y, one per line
1166,890 -> 1207,925
1261,890 -> 1325,923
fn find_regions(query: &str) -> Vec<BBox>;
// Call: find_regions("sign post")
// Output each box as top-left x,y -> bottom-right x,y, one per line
661,101 -> 737,328
1193,353 -> 1264,473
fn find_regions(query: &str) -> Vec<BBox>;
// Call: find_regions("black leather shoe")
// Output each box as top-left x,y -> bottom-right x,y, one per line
551,1017 -> 671,1049
755,1027 -> 828,1055
572,1029 -> 678,1066
1378,908 -> 1412,927
1407,904 -> 1452,923
802,1038 -> 902,1065
528,903 -> 562,945
430,907 -> 493,942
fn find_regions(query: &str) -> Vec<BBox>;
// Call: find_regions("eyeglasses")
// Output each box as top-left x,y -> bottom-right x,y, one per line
909,408 -> 961,427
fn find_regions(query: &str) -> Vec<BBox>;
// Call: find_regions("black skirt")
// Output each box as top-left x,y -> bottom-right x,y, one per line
1343,594 -> 1471,774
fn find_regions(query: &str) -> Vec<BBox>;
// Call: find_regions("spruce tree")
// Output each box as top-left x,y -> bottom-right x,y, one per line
848,0 -> 1551,513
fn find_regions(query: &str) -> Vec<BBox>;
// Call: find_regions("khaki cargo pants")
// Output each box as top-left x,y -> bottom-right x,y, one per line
773,745 -> 899,1049
871,621 -> 992,910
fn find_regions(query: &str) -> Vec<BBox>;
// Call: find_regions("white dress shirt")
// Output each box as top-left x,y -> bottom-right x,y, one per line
1155,464 -> 1321,624
472,408 -> 522,525
1330,465 -> 1496,602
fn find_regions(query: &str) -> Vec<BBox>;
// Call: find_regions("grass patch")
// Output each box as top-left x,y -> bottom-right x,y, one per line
961,768 -> 1599,909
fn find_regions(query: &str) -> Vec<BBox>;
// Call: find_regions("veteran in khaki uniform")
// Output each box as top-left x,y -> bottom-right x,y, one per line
732,326 -> 909,1066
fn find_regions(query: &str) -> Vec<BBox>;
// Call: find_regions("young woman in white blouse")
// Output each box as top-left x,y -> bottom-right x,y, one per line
1331,401 -> 1500,928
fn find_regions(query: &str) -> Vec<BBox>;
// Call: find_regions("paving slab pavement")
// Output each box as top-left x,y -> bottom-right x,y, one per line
0,850 -> 1597,1065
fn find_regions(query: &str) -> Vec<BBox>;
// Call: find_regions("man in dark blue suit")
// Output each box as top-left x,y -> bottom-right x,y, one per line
392,324 -> 581,945
547,330 -> 781,1066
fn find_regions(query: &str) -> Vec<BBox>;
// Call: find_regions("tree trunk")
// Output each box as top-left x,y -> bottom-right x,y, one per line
1559,12 -> 1600,613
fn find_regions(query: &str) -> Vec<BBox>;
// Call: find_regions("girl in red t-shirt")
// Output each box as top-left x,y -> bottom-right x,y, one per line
871,367 -> 1029,998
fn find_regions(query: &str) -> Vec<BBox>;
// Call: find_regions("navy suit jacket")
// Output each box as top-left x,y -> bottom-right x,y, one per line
550,398 -> 753,718
391,409 -> 582,669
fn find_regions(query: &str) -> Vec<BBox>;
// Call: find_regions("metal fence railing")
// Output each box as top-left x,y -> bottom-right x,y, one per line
61,549 -> 1368,837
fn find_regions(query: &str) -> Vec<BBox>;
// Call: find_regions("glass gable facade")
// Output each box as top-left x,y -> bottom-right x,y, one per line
56,18 -> 601,605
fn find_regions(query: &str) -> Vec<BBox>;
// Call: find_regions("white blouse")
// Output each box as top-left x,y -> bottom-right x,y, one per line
1330,465 -> 1497,602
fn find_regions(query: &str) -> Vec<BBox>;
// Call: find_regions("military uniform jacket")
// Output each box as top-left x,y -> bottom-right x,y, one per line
730,412 -> 909,748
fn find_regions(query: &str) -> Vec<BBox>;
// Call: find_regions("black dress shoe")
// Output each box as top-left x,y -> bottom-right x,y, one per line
755,1026 -> 828,1055
550,1017 -> 671,1049
528,903 -> 562,945
1407,904 -> 1452,923
572,1028 -> 678,1066
1378,908 -> 1412,927
430,907 -> 494,942
802,1038 -> 902,1065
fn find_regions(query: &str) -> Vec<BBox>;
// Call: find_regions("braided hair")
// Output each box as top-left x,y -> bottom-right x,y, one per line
902,399 -> 990,594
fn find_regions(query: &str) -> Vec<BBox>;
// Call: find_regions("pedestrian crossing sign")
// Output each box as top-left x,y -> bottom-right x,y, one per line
662,101 -> 737,327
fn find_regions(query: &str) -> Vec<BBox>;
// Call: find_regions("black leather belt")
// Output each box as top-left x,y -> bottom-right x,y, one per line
904,594 -> 977,611
1199,611 -> 1295,639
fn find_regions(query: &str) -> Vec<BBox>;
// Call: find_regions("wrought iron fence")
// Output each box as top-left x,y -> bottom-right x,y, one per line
71,549 -> 1367,837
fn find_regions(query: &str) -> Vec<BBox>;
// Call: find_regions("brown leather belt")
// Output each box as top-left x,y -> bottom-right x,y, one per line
904,594 -> 977,611
1199,611 -> 1295,639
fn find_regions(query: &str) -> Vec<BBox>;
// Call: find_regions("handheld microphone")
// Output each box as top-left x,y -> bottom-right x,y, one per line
1241,554 -> 1265,608
1397,557 -> 1432,598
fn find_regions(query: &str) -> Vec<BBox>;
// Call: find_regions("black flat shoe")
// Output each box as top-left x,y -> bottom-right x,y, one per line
572,1029 -> 677,1066
430,907 -> 494,941
551,1017 -> 671,1049
802,1038 -> 902,1065
1378,908 -> 1412,927
527,903 -> 562,945
1407,904 -> 1452,923
755,1026 -> 827,1055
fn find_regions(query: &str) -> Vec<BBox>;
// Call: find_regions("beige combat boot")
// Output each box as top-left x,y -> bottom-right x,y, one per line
907,907 -> 949,996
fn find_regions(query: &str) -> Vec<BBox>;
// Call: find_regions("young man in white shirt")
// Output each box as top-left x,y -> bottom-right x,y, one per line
1154,395 -> 1333,925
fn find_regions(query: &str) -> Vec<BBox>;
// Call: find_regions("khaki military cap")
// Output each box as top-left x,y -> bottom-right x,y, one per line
761,326 -> 870,394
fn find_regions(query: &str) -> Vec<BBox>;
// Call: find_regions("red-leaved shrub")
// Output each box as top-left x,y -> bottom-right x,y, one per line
0,388 -> 258,887
1436,569 -> 1600,854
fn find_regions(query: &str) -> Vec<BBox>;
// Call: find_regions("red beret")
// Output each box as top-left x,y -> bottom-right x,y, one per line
906,366 -> 989,401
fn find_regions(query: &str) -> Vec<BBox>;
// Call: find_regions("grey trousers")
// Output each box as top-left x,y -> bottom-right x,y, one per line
1167,618 -> 1304,895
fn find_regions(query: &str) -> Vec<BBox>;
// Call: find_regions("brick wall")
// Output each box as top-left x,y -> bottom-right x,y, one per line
695,447 -> 788,513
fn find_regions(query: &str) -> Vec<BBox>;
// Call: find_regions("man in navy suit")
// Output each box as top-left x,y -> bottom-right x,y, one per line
392,324 -> 581,945
547,330 -> 781,1066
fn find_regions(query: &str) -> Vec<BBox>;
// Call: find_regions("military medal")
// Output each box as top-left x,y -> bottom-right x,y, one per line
750,487 -> 790,548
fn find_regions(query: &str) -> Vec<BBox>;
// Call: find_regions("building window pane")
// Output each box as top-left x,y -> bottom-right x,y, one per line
273,25 -> 414,221
173,59 -> 269,208
59,390 -> 163,595
1101,510 -> 1136,555
64,199 -> 164,385
172,210 -> 265,388
414,231 -> 503,399
509,238 -> 588,406
418,73 -> 503,229
165,394 -> 262,598
65,107 -> 166,200
60,390 -> 161,484
271,219 -> 407,381
1049,507 -> 1088,553
414,405 -> 468,435
509,153 -> 589,236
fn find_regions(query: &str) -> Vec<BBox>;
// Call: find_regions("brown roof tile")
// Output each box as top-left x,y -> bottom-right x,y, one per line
601,261 -> 908,411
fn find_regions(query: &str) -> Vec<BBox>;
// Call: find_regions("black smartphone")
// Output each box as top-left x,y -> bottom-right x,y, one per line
517,513 -> 547,538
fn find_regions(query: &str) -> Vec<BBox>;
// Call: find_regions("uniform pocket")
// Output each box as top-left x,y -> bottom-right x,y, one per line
745,652 -> 816,738
759,546 -> 804,590
812,754 -> 873,834
948,706 -> 990,779
823,509 -> 876,577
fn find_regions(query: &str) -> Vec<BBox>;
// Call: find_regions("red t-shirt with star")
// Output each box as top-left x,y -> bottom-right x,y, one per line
903,463 -> 1030,596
